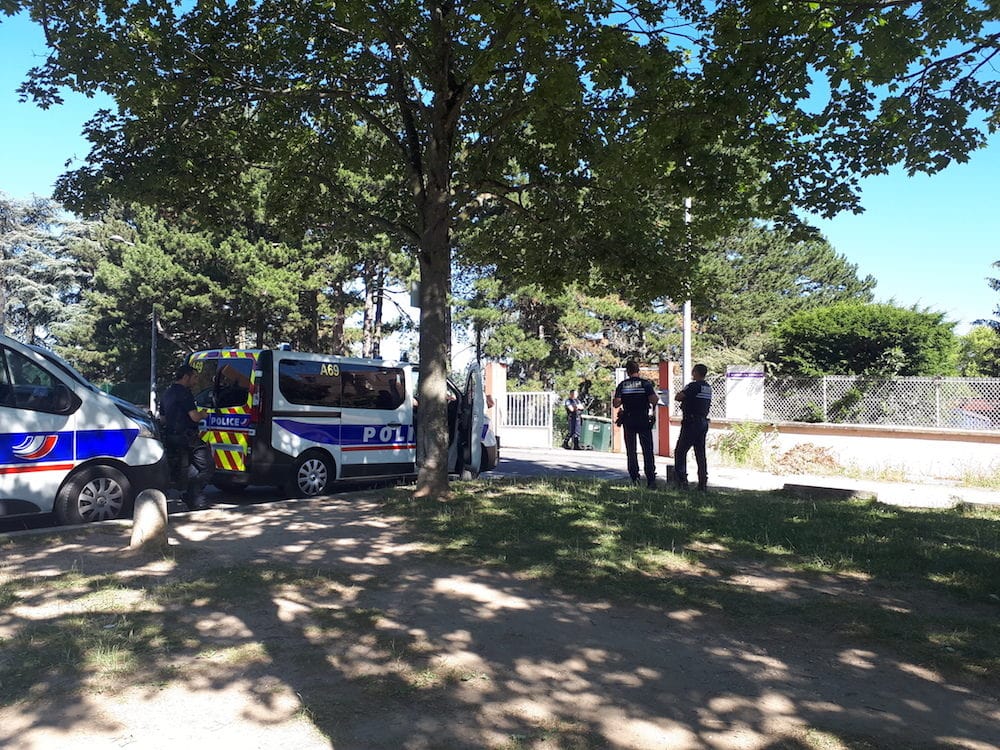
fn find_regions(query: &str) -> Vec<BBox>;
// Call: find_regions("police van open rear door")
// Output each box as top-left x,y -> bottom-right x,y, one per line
458,363 -> 485,479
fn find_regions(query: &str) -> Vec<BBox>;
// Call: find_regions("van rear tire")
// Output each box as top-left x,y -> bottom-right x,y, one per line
286,452 -> 334,498
55,466 -> 132,525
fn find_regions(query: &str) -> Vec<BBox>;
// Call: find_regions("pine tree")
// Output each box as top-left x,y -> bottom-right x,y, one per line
0,193 -> 88,344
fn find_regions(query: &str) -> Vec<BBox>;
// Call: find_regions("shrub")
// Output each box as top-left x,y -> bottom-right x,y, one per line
712,421 -> 773,467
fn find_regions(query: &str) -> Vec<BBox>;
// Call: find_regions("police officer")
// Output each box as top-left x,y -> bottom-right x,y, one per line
673,363 -> 712,491
613,360 -> 659,488
161,364 -> 214,510
562,389 -> 583,450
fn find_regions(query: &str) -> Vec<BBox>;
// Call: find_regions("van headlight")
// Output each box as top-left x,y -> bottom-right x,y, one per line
117,405 -> 158,439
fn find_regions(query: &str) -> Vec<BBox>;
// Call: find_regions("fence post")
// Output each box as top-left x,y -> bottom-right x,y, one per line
935,379 -> 941,427
822,377 -> 828,422
547,392 -> 555,448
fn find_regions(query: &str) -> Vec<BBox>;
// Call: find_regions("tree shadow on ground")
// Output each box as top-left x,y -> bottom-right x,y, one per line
0,492 -> 997,749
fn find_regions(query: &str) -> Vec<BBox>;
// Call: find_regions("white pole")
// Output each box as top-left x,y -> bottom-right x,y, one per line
149,306 -> 157,413
682,196 -> 693,383
682,300 -> 692,384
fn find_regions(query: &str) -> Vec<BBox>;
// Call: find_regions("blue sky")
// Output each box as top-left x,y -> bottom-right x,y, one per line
2,12 -> 998,335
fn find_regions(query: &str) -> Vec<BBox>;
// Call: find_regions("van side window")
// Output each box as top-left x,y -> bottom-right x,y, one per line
0,347 -> 70,414
215,362 -> 252,408
279,359 -> 341,407
342,367 -> 405,410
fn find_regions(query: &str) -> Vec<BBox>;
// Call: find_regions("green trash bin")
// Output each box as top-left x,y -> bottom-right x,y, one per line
580,415 -> 613,452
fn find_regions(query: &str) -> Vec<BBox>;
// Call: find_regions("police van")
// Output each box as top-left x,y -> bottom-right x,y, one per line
0,333 -> 168,525
184,348 -> 498,496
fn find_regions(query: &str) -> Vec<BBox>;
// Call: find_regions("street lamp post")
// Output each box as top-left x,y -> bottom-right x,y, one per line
682,197 -> 693,382
149,305 -> 157,413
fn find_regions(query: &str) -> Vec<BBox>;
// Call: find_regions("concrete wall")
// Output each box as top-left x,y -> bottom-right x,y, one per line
685,419 -> 1000,481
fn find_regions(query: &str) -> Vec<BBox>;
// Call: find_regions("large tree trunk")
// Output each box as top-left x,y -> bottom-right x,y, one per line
299,290 -> 319,350
373,265 -> 384,358
361,260 -> 375,358
414,194 -> 452,499
330,281 -> 348,354
413,4 -> 461,499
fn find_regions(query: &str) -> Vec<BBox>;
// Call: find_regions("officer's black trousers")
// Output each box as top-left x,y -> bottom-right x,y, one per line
674,416 -> 709,488
623,425 -> 655,486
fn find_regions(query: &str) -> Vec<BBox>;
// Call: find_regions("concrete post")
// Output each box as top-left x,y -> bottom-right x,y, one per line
658,360 -> 672,457
130,488 -> 169,550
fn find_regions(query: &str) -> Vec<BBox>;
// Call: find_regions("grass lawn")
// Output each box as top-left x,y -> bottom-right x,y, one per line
1,477 -> 998,750
385,477 -> 1000,683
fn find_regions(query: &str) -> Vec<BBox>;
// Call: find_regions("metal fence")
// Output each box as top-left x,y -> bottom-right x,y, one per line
503,391 -> 560,447
669,374 -> 1000,431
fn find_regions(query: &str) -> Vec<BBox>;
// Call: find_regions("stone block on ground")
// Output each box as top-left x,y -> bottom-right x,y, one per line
130,488 -> 169,549
781,483 -> 877,501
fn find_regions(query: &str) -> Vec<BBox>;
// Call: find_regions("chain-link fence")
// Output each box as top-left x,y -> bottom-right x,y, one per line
671,374 -> 1000,431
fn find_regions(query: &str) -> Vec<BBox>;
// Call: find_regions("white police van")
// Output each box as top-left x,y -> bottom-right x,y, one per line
185,347 -> 498,496
0,333 -> 168,525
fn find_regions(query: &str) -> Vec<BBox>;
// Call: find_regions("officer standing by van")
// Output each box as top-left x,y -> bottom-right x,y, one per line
613,360 -> 659,488
161,365 -> 213,511
673,363 -> 712,491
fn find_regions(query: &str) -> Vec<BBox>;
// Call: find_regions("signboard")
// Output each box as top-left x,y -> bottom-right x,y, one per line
725,365 -> 765,420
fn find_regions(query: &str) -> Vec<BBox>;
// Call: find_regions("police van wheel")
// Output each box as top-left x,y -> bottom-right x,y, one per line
55,466 -> 132,525
287,452 -> 333,498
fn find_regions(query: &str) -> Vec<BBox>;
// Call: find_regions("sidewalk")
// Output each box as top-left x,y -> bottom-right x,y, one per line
496,446 -> 1000,509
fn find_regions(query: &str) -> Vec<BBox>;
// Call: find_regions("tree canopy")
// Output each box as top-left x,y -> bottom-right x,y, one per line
768,302 -> 959,377
979,260 -> 1000,333
959,325 -> 1000,377
455,275 -> 680,407
52,203 -> 417,389
7,0 -> 999,494
690,222 -> 877,357
0,192 -> 88,344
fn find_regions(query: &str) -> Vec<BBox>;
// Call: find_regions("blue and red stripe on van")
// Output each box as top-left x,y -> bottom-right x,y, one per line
0,429 -> 139,474
274,420 -> 416,451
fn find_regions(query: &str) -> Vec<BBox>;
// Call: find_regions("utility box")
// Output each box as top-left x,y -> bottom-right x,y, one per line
580,415 -> 613,452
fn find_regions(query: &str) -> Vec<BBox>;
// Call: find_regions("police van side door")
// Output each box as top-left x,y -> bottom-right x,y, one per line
269,355 -> 343,477
190,352 -> 257,480
339,363 -> 414,479
458,363 -> 485,479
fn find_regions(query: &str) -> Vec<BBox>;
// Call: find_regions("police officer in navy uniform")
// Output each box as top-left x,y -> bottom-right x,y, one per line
673,363 -> 712,491
161,364 -> 214,510
613,360 -> 660,488
562,389 -> 583,450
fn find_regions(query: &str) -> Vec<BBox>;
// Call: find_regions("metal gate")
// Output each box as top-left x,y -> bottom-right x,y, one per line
503,391 -> 558,448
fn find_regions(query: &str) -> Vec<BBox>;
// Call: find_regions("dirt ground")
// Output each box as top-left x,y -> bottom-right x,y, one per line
1,496 -> 998,750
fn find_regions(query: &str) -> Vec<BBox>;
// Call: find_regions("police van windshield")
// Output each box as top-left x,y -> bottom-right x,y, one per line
26,344 -> 101,393
190,358 -> 254,409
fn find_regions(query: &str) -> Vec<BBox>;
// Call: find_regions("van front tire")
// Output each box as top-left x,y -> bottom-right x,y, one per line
55,466 -> 132,525
286,452 -> 333,498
